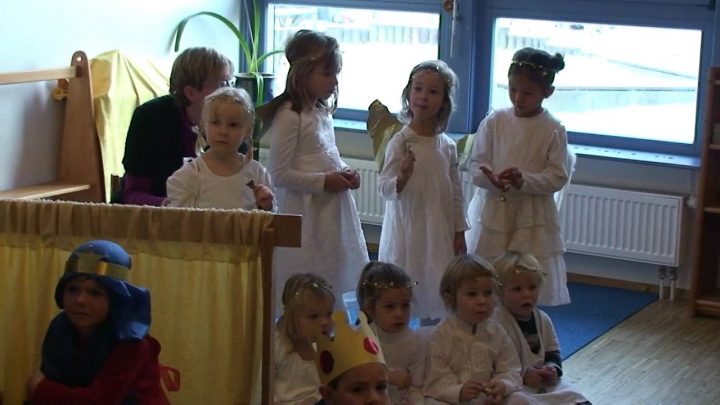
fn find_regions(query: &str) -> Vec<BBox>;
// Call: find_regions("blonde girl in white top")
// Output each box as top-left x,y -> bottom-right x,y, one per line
274,273 -> 335,405
166,87 -> 274,210
262,30 -> 369,305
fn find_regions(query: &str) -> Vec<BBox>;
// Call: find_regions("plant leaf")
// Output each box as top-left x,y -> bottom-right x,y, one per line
173,11 -> 253,65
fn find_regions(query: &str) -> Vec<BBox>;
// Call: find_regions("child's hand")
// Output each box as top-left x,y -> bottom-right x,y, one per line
523,366 -> 546,389
253,184 -> 274,210
400,150 -> 416,178
341,167 -> 361,190
26,369 -> 45,397
324,171 -> 352,192
539,365 -> 558,385
484,379 -> 506,404
499,167 -> 524,189
388,368 -> 412,390
459,379 -> 485,402
454,231 -> 467,255
481,166 -> 509,192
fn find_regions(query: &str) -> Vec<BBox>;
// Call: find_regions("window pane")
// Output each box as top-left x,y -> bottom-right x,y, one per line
490,18 -> 701,145
267,4 -> 440,113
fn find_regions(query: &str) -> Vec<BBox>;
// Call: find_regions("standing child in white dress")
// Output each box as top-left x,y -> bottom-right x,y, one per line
378,60 -> 470,320
356,261 -> 425,404
466,47 -> 570,306
274,273 -> 335,405
263,29 -> 369,301
166,87 -> 274,210
425,255 -> 533,405
494,252 -> 590,405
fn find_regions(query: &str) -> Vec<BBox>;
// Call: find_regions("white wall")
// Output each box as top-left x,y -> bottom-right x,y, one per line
0,0 -> 239,190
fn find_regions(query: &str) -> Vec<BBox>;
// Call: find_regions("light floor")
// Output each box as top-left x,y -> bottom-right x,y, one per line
563,298 -> 720,405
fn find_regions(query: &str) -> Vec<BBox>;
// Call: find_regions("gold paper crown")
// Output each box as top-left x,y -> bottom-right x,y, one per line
315,311 -> 386,386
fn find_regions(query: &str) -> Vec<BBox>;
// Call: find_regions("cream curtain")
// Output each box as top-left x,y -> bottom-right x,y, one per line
0,199 -> 281,405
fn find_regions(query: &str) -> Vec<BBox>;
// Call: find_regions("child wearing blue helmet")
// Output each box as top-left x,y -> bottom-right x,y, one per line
26,240 -> 169,404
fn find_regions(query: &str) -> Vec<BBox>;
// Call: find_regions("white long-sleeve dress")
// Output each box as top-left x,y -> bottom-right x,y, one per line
268,102 -> 369,301
273,330 -> 322,405
496,306 -> 589,405
424,315 -> 527,404
466,108 -> 570,305
166,155 -> 273,210
371,324 -> 427,404
378,126 -> 470,319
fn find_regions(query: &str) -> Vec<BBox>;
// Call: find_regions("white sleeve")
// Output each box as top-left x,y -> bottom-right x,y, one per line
268,109 -> 325,193
166,159 -> 200,208
447,139 -> 470,232
539,310 -> 561,353
377,131 -> 405,200
406,333 -> 428,403
518,126 -> 569,195
469,115 -> 496,190
253,161 -> 278,213
491,325 -> 524,394
424,328 -> 463,403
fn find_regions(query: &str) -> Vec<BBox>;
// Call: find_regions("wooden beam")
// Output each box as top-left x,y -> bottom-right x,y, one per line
0,67 -> 77,85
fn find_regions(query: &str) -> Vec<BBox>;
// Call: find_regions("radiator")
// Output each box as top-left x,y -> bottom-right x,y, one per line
266,154 -> 684,268
560,184 -> 683,267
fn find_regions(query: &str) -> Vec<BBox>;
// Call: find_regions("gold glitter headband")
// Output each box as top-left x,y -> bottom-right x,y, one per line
511,60 -> 557,76
295,280 -> 333,296
362,280 -> 418,290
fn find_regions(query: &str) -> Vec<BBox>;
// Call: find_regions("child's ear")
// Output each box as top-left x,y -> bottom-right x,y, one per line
544,86 -> 555,99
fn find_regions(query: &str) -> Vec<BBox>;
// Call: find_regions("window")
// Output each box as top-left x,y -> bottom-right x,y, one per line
260,0 -> 715,157
490,18 -> 701,146
265,2 -> 440,120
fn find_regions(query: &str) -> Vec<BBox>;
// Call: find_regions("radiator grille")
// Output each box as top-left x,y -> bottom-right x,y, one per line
560,184 -> 683,266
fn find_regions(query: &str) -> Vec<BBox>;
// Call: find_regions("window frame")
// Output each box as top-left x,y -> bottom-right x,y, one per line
260,0 -> 719,157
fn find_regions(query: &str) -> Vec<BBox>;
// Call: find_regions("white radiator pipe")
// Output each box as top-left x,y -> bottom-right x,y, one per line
658,266 -> 667,300
669,268 -> 678,301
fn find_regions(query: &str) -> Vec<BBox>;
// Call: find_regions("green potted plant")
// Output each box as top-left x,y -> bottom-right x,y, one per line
172,0 -> 283,106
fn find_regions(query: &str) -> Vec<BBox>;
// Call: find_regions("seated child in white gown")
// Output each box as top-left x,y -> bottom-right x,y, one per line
493,252 -> 591,405
274,273 -> 335,405
166,87 -> 274,210
356,261 -> 425,404
425,254 -> 534,405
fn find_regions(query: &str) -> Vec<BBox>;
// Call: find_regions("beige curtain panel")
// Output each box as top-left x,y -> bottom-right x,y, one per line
0,199 -> 300,405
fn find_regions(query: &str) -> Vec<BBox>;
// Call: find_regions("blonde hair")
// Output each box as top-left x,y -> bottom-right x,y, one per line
356,261 -> 415,319
195,87 -> 255,158
494,251 -> 545,287
277,273 -> 335,349
170,47 -> 234,106
400,60 -> 457,134
439,254 -> 497,310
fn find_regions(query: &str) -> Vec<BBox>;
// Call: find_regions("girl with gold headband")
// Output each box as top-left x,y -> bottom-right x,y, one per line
356,261 -> 425,404
25,240 -> 168,404
466,47 -> 571,306
261,29 -> 369,308
377,60 -> 470,321
274,273 -> 335,404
